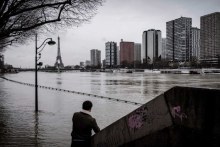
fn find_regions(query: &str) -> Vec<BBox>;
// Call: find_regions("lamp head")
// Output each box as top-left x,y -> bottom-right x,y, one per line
37,62 -> 43,66
48,40 -> 56,45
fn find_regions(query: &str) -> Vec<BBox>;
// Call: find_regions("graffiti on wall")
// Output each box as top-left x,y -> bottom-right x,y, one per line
127,105 -> 153,132
171,106 -> 187,122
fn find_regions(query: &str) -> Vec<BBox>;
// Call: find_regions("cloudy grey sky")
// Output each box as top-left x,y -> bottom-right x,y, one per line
4,0 -> 220,68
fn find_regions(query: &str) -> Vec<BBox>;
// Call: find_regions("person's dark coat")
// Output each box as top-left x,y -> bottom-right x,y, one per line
71,111 -> 100,141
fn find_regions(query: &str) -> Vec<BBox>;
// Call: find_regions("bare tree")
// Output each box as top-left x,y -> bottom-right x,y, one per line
0,0 -> 104,49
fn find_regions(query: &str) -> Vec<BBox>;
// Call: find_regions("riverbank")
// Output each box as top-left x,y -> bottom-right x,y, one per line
84,68 -> 220,74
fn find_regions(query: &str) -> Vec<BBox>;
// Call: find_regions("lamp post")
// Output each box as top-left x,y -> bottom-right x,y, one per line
35,34 -> 56,112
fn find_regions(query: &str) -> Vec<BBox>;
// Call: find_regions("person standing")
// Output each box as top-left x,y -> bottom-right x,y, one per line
71,100 -> 100,147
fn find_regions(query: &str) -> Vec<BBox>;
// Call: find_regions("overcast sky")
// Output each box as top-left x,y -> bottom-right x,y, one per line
4,0 -> 220,68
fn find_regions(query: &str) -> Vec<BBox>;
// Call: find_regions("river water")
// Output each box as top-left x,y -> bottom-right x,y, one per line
0,71 -> 220,146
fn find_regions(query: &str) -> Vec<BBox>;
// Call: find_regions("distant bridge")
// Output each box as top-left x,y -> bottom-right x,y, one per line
19,68 -> 80,72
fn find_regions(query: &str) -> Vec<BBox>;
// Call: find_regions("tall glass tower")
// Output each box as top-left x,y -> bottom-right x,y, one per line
200,12 -> 220,60
166,17 -> 192,62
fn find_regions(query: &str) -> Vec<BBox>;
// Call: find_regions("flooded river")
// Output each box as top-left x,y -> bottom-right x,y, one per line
0,71 -> 220,146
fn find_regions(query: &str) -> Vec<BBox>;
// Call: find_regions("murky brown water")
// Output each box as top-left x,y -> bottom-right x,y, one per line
0,71 -> 220,146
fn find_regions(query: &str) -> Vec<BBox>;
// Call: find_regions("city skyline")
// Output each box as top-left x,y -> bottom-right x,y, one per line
3,0 -> 220,68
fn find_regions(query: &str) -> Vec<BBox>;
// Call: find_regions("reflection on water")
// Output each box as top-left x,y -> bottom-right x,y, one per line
0,83 -> 41,146
152,80 -> 160,95
0,72 -> 220,146
90,79 -> 101,94
34,113 -> 39,147
56,74 -> 62,85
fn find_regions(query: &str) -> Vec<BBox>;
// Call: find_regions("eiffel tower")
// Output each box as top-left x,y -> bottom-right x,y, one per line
54,36 -> 64,70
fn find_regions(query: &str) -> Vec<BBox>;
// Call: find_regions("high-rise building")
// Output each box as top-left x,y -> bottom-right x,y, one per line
102,59 -> 106,68
120,39 -> 134,65
166,17 -> 192,61
105,42 -> 117,68
200,12 -> 220,60
117,46 -> 120,66
80,62 -> 84,67
191,27 -> 200,60
85,60 -> 91,66
162,38 -> 167,60
141,29 -> 162,63
134,43 -> 141,62
90,49 -> 101,66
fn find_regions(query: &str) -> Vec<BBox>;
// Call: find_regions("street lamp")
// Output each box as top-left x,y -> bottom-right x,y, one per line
35,34 -> 56,112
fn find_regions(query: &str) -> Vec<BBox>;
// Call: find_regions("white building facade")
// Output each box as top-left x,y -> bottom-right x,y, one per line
141,29 -> 162,63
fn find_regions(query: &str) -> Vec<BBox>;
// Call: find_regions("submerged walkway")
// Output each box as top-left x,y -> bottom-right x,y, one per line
0,77 -> 143,106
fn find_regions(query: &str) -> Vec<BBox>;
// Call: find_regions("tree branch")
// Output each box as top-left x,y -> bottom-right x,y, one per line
0,0 -> 9,17
11,18 -> 61,32
0,0 -> 104,49
10,1 -> 70,17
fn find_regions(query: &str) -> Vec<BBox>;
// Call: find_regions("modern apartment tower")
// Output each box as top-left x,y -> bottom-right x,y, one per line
80,62 -> 84,67
141,29 -> 162,63
120,39 -> 134,65
162,38 -> 167,59
200,12 -> 220,60
117,46 -> 120,66
85,60 -> 91,66
105,42 -> 117,68
134,43 -> 141,62
191,27 -> 200,60
102,59 -> 106,68
90,49 -> 101,67
166,17 -> 192,61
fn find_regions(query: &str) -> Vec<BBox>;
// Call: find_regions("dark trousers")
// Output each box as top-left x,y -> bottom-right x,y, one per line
71,139 -> 90,147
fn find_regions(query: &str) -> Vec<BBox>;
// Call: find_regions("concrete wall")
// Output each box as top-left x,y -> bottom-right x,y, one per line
91,86 -> 220,147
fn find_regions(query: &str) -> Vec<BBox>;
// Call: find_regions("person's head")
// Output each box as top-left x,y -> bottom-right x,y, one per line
82,100 -> 93,111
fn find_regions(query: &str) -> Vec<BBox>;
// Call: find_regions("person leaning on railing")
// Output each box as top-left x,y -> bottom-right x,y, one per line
71,100 -> 100,147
